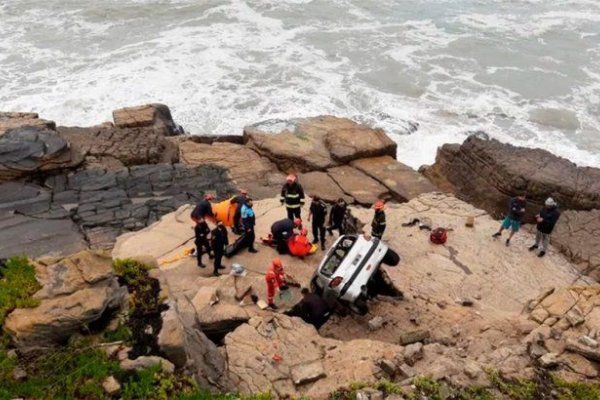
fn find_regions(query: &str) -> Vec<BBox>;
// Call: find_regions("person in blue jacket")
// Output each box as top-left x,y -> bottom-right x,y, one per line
241,198 -> 258,253
529,197 -> 561,258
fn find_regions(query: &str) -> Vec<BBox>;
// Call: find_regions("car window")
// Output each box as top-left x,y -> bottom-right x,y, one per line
320,236 -> 356,277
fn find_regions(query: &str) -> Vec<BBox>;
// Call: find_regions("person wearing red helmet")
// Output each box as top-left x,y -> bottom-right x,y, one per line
270,217 -> 302,254
280,174 -> 305,221
371,200 -> 386,239
265,258 -> 287,309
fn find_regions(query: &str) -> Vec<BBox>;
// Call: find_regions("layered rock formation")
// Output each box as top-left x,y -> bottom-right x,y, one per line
4,251 -> 126,351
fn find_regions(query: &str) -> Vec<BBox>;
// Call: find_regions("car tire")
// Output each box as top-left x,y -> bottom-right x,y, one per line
382,248 -> 400,266
310,276 -> 322,295
350,296 -> 368,315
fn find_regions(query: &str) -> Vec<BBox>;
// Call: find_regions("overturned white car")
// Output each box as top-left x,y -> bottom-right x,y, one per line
310,234 -> 400,315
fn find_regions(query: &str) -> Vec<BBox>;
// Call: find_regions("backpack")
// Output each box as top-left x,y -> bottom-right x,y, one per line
430,228 -> 447,245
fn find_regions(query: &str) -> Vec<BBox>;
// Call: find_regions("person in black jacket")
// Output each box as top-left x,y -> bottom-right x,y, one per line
371,200 -> 386,239
308,195 -> 327,249
211,221 -> 229,276
295,288 -> 331,329
529,197 -> 560,258
327,198 -> 347,236
492,195 -> 527,246
194,218 -> 213,268
280,174 -> 305,220
241,198 -> 258,253
191,194 -> 215,224
271,217 -> 301,254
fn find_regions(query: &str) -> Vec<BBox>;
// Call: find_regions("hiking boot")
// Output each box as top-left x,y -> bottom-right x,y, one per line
492,232 -> 501,238
268,303 -> 278,310
312,239 -> 319,244
528,245 -> 538,251
217,265 -> 226,270
198,263 -> 206,268
208,254 -> 215,259
505,239 -> 510,247
248,248 -> 258,253
213,271 -> 221,277
538,251 -> 546,258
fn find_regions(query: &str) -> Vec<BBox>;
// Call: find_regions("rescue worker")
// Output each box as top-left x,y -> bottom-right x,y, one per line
288,228 -> 313,257
308,194 -> 327,249
265,258 -> 287,310
271,217 -> 302,254
194,217 -> 213,268
210,221 -> 228,276
280,174 -> 305,220
327,198 -> 348,236
232,189 -> 249,234
191,193 -> 215,224
296,288 -> 331,329
371,200 -> 386,239
241,197 -> 258,253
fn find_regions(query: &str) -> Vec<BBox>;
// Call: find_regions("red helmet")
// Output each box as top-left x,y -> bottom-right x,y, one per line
272,258 -> 283,270
374,200 -> 385,210
286,174 -> 296,183
294,218 -> 302,227
239,188 -> 248,195
205,193 -> 215,201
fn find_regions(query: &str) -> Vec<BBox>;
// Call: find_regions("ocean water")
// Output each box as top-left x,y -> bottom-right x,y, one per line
1,0 -> 599,169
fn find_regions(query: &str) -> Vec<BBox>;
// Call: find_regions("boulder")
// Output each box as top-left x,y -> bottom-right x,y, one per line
112,104 -> 181,135
102,376 -> 121,396
120,356 -> 175,374
244,116 -> 396,172
351,156 -> 436,202
0,111 -> 56,135
0,127 -> 83,182
552,210 -> 600,281
157,307 -> 187,368
4,251 -> 126,351
224,314 -> 403,398
422,135 -> 600,220
298,171 -> 352,204
327,165 -> 390,206
179,140 -> 284,199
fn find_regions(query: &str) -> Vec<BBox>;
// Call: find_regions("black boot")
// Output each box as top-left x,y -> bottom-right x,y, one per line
528,244 -> 538,251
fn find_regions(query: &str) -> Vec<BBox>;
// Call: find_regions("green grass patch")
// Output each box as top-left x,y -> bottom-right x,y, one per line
0,256 -> 41,325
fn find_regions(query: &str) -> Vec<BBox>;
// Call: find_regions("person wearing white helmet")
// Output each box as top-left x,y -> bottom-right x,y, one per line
529,197 -> 561,258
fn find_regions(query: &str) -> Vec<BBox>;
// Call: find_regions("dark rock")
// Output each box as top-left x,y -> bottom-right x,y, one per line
399,329 -> 430,345
0,127 -> 83,182
422,135 -> 600,221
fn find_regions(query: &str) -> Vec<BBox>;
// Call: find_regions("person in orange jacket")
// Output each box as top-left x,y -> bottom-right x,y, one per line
265,258 -> 287,309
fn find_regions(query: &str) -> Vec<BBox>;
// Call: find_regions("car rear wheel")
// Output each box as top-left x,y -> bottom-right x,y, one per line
382,248 -> 400,266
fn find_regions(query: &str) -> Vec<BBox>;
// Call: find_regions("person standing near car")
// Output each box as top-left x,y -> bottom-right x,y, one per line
241,197 -> 258,253
265,258 -> 287,310
529,197 -> 560,257
371,200 -> 386,239
281,174 -> 305,220
210,221 -> 228,276
327,198 -> 348,236
492,195 -> 527,246
308,195 -> 327,249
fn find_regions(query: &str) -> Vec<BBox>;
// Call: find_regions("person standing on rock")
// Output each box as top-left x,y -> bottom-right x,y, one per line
191,193 -> 216,224
281,174 -> 305,220
327,198 -> 348,236
211,221 -> 229,276
529,197 -> 560,257
265,258 -> 287,310
308,195 -> 327,249
371,200 -> 386,239
492,195 -> 527,246
241,197 -> 258,253
194,217 -> 213,268
232,189 -> 249,234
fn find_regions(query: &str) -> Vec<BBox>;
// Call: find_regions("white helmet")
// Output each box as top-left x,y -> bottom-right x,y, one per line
545,197 -> 557,207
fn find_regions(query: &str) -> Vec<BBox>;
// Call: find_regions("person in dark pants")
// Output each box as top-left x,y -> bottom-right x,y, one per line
241,197 -> 258,253
232,189 -> 249,234
371,200 -> 386,239
492,195 -> 527,246
296,288 -> 331,329
280,174 -> 305,220
194,217 -> 213,268
271,217 -> 301,254
210,221 -> 228,276
327,198 -> 347,236
191,193 -> 215,224
308,195 -> 327,249
529,197 -> 561,258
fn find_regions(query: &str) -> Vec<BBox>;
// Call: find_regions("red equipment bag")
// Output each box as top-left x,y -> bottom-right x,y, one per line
430,228 -> 448,245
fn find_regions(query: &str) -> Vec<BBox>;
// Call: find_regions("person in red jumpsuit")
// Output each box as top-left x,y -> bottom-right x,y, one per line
265,258 -> 287,310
